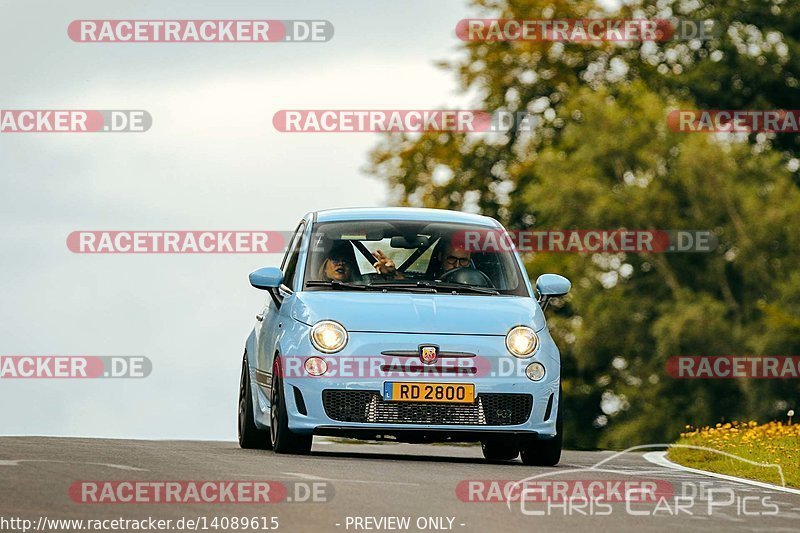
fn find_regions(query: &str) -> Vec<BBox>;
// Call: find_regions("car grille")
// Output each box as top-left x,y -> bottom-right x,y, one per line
322,390 -> 532,426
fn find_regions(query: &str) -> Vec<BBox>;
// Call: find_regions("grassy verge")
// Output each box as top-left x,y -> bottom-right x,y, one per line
668,421 -> 800,489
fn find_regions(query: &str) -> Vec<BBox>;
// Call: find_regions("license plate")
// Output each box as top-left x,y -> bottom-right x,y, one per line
383,382 -> 475,403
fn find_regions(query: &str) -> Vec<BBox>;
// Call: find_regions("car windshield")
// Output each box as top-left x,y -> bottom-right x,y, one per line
302,220 -> 529,296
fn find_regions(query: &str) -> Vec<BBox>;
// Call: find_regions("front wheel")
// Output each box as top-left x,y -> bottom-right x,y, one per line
270,359 -> 312,454
238,353 -> 271,450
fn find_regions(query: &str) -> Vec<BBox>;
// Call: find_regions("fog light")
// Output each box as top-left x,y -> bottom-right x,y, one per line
304,357 -> 328,376
525,362 -> 546,381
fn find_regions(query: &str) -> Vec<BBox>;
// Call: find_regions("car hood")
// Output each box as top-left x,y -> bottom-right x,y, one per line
291,292 -> 545,335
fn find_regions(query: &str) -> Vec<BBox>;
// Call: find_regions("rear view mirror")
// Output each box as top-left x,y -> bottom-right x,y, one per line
390,235 -> 430,249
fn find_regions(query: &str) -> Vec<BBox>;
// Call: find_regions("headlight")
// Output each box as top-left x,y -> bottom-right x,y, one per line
310,320 -> 348,353
505,326 -> 539,358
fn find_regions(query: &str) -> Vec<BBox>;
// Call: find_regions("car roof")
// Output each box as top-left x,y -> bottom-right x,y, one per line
310,207 -> 500,227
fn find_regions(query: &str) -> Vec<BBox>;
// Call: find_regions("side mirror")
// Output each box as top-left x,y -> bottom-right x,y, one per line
535,274 -> 571,310
249,267 -> 284,290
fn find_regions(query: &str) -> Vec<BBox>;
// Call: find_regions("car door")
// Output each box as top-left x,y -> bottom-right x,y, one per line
255,221 -> 306,381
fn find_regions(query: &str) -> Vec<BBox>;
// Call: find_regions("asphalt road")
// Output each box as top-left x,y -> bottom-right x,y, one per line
1,437 -> 799,533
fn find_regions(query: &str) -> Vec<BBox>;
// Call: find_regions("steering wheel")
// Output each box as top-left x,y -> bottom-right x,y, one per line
440,267 -> 495,288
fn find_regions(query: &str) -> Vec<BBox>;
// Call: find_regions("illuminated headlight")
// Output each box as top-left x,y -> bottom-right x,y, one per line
525,362 -> 546,381
505,326 -> 539,358
310,320 -> 348,354
304,356 -> 328,376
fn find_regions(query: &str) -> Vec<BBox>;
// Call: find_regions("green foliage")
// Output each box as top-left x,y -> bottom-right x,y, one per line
368,0 -> 800,448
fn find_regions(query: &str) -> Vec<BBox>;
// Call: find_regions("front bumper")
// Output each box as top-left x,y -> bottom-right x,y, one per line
273,329 -> 561,440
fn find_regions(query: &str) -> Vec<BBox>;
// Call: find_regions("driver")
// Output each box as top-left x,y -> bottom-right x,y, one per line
438,241 -> 472,276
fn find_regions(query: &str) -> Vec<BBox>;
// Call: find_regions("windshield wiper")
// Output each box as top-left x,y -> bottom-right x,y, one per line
305,280 -> 370,290
306,280 -> 499,295
370,280 -> 500,295
362,282 -> 436,293
304,280 -> 435,293
425,281 -> 500,295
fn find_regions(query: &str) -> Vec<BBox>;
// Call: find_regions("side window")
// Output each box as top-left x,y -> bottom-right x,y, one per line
281,222 -> 306,290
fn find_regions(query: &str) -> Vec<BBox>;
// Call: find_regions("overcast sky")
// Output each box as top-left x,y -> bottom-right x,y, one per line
0,0 -> 627,440
0,0 -> 476,440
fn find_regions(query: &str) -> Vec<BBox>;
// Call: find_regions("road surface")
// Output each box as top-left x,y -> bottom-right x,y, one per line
1,437 -> 798,532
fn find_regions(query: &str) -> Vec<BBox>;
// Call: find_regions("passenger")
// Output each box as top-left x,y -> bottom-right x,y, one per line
318,243 -> 358,282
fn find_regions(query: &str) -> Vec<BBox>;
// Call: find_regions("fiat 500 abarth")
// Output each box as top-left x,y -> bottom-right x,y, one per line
238,207 -> 571,465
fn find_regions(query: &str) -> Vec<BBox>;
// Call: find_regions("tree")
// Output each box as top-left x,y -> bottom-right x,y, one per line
368,0 -> 800,448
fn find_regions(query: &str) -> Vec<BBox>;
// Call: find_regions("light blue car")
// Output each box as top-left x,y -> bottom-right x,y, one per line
238,207 -> 571,465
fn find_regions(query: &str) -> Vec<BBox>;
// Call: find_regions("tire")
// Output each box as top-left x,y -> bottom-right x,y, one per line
481,437 -> 520,462
238,353 -> 272,449
520,387 -> 563,466
270,358 -> 312,455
